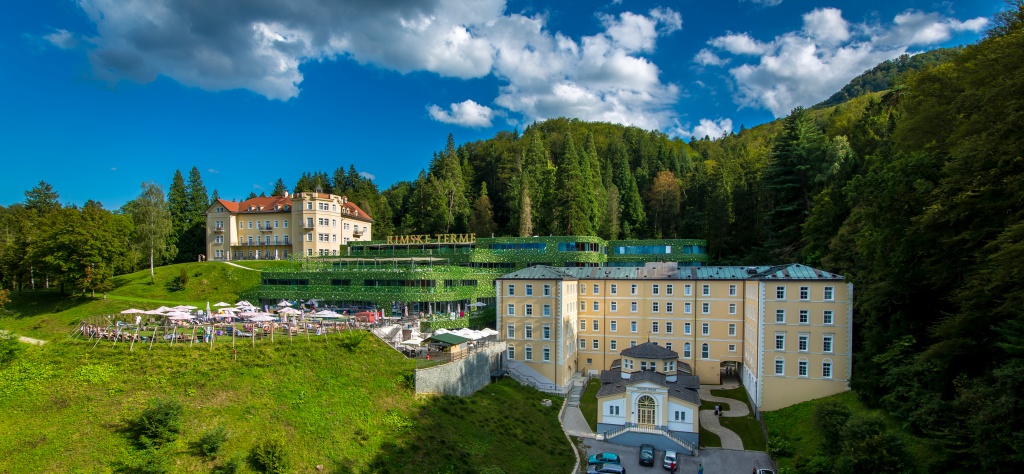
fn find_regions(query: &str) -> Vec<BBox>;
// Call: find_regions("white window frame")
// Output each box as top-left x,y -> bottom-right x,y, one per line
728,323 -> 736,336
610,340 -> 617,350
610,301 -> 618,312
543,284 -> 551,296
610,321 -> 617,332
822,359 -> 833,379
823,310 -> 834,325
610,284 -> 617,295
776,332 -> 786,351
666,284 -> 673,295
824,286 -> 835,301
683,342 -> 691,358
507,304 -> 515,316
798,359 -> 808,377
506,324 -> 515,338
684,284 -> 692,296
525,284 -> 533,296
507,284 -> 515,296
775,357 -> 784,375
729,284 -> 737,296
702,323 -> 709,336
800,286 -> 810,300
630,321 -> 638,333
701,302 -> 710,314
729,303 -> 737,315
823,334 -> 834,353
702,284 -> 710,296
776,286 -> 785,299
684,322 -> 691,335
776,309 -> 785,323
798,333 -> 809,352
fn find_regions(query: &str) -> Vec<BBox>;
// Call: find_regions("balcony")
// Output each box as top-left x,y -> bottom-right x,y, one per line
233,241 -> 293,247
257,225 -> 273,232
213,225 -> 225,233
302,223 -> 315,229
352,228 -> 364,237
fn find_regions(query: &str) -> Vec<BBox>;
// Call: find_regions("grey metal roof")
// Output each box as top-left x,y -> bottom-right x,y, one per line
498,266 -> 578,280
595,368 -> 700,405
558,267 -> 639,279
620,341 -> 679,360
752,263 -> 845,280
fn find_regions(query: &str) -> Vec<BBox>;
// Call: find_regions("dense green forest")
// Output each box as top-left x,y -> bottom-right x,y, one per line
2,2 -> 1022,472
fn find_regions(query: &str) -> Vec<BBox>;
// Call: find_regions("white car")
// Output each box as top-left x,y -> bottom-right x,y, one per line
662,450 -> 677,470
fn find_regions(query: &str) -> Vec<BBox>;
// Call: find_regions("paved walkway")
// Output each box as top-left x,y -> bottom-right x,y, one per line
218,261 -> 257,271
698,379 -> 748,450
18,336 -> 46,345
560,375 -> 597,438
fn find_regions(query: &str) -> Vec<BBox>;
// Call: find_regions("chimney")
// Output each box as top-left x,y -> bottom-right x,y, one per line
283,190 -> 289,198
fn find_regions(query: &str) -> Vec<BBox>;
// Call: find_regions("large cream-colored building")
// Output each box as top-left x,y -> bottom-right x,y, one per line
205,190 -> 373,261
497,263 -> 851,413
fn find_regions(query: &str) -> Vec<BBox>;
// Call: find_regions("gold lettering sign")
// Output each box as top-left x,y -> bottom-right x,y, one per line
386,233 -> 476,245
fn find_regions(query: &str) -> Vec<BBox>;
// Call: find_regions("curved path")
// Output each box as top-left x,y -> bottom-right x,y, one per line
698,380 -> 749,450
218,261 -> 258,271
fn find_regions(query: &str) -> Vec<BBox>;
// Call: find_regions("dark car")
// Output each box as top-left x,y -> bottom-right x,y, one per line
588,452 -> 621,465
639,444 -> 655,466
587,463 -> 626,474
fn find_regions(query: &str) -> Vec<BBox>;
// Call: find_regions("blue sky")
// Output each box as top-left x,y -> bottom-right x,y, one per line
0,0 -> 1002,209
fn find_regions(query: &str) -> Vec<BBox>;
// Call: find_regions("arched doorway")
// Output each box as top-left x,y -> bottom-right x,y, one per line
637,395 -> 656,428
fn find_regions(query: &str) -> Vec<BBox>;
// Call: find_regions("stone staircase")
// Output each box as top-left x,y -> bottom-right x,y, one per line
566,373 -> 588,407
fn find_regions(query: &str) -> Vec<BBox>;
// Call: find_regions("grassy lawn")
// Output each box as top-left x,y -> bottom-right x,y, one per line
580,378 -> 601,431
706,387 -> 767,452
0,335 -> 573,473
0,262 -> 576,473
762,390 -> 941,472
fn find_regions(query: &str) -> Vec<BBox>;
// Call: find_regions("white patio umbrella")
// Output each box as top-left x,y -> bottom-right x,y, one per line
164,311 -> 192,317
154,306 -> 174,313
235,300 -> 253,307
143,310 -> 166,315
174,305 -> 198,310
468,302 -> 487,307
168,315 -> 195,321
248,314 -> 275,322
214,302 -> 231,307
400,337 -> 424,346
277,299 -> 292,307
120,308 -> 145,314
278,307 -> 301,315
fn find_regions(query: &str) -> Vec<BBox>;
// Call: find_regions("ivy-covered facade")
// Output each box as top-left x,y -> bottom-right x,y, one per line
246,236 -> 708,308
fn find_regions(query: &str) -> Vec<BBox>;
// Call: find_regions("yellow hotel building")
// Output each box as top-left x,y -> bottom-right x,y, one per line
497,262 -> 851,413
205,190 -> 373,261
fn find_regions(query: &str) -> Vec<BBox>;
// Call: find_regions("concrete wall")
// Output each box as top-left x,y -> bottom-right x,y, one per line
415,343 -> 505,397
597,425 -> 698,455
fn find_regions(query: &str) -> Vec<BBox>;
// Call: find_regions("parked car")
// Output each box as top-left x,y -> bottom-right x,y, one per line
224,326 -> 252,337
588,452 -> 621,465
754,470 -> 775,474
639,444 -> 655,466
587,463 -> 626,474
662,450 -> 677,470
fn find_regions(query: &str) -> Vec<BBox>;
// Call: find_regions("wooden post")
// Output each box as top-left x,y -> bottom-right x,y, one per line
150,325 -> 159,350
209,325 -> 214,351
170,325 -> 177,347
111,325 -> 123,348
130,325 -> 140,352
189,326 -> 197,348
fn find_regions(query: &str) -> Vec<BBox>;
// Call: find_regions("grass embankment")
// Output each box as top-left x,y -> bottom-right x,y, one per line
0,336 -> 572,472
580,378 -> 601,431
763,391 -> 939,472
0,262 -> 261,340
710,387 -> 766,452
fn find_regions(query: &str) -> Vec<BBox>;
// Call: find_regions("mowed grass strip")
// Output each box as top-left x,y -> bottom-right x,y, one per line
708,386 -> 766,451
580,378 -> 601,431
0,335 -> 574,473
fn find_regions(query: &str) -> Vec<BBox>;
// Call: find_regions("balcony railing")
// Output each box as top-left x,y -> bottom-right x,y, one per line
233,241 -> 292,247
352,229 -> 364,237
257,225 -> 273,232
302,223 -> 315,229
213,226 -> 225,233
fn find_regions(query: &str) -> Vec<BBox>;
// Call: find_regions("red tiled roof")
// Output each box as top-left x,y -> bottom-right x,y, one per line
342,199 -> 374,222
238,196 -> 292,213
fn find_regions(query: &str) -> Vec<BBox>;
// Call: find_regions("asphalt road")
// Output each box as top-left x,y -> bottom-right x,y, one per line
584,439 -> 774,474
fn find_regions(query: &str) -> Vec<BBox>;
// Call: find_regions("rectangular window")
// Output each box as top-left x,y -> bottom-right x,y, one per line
800,286 -> 810,300
823,310 -> 834,325
652,322 -> 660,333
610,301 -> 618,312
683,343 -> 691,358
702,284 -> 710,296
666,302 -> 674,313
593,284 -> 599,294
702,323 -> 710,336
248,221 -> 253,229
543,305 -> 551,317
823,335 -> 834,353
728,323 -> 736,336
665,343 -> 673,351
630,321 -> 638,333
525,324 -> 533,339
579,284 -> 585,295
674,410 -> 685,421
799,310 -> 809,324
525,284 -> 533,296
507,345 -> 515,359
666,284 -> 673,295
776,309 -> 786,323
684,284 -> 692,296
283,220 -> 288,228
592,320 -> 599,331
630,302 -> 638,312
507,284 -> 515,296
580,320 -> 586,330
525,304 -> 533,316
630,284 -> 637,295
592,340 -> 600,350
666,322 -> 673,334
652,284 -> 660,295
822,361 -> 833,379
593,301 -> 599,312
610,320 -> 617,332
799,360 -> 808,377
630,341 -> 637,348
542,324 -> 550,340
610,340 -> 617,350
729,284 -> 737,296
610,405 -> 620,416
728,344 -> 736,352
580,301 -> 585,312
775,359 -> 784,375
525,346 -> 533,361
506,324 -> 515,338
610,284 -> 617,295
702,302 -> 710,314
776,286 -> 786,299
824,286 -> 835,301
580,338 -> 586,349
684,322 -> 691,335
543,284 -> 551,296
799,334 -> 809,352
507,304 -> 515,316
652,302 -> 660,313
684,302 -> 692,314
776,333 -> 786,351
238,221 -> 244,229
729,303 -> 737,315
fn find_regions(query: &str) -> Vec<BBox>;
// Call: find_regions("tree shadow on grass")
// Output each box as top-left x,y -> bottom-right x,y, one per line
3,289 -> 92,320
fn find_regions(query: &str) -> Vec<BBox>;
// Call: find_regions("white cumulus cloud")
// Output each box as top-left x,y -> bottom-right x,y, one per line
428,100 -> 496,127
698,7 -> 988,117
44,28 -> 78,49
694,48 -> 729,66
58,1 -> 685,130
672,117 -> 733,141
358,171 -> 376,180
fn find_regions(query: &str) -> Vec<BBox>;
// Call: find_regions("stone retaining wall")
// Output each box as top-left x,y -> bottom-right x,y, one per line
415,343 -> 505,397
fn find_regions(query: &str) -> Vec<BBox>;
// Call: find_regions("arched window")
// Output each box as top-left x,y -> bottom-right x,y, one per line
798,357 -> 808,377
822,358 -> 833,379
636,395 -> 656,428
701,343 -> 709,359
683,342 -> 691,358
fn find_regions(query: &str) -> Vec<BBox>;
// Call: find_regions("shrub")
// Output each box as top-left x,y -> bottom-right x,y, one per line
836,414 -> 907,474
768,434 -> 795,458
128,398 -> 184,447
813,399 -> 851,453
117,448 -> 169,474
197,426 -> 229,457
211,455 -> 243,474
250,437 -> 290,473
169,268 -> 189,291
337,330 -> 367,351
0,331 -> 24,367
